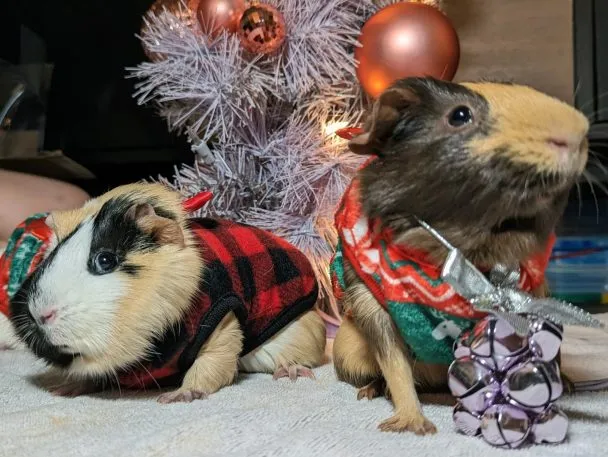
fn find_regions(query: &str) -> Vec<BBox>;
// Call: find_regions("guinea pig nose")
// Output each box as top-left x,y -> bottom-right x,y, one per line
40,309 -> 57,325
547,138 -> 570,151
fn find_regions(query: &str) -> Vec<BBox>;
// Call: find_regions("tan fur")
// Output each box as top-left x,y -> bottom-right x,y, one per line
333,317 -> 379,387
46,182 -> 325,397
177,311 -> 244,396
47,183 -> 202,379
333,266 -> 437,434
239,310 -> 326,373
333,275 -> 438,434
462,82 -> 589,174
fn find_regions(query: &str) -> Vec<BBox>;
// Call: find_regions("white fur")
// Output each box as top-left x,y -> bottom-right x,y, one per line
238,317 -> 304,372
30,220 -> 126,356
0,313 -> 23,349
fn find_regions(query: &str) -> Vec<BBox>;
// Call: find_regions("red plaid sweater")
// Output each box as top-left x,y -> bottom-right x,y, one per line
0,215 -> 318,389
117,218 -> 319,388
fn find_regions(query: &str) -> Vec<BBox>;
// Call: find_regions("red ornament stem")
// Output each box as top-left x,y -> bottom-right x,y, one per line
182,191 -> 213,212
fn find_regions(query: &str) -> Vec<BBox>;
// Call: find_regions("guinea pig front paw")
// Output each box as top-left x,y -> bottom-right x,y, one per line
272,364 -> 316,382
378,412 -> 437,435
48,380 -> 98,397
357,377 -> 389,401
157,389 -> 208,404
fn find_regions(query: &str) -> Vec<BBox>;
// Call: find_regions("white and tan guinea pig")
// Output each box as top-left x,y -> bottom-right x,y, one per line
332,77 -> 589,434
8,183 -> 326,402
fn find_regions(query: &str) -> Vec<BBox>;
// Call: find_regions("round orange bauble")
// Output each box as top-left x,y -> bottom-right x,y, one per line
237,3 -> 286,55
197,0 -> 246,37
355,2 -> 460,98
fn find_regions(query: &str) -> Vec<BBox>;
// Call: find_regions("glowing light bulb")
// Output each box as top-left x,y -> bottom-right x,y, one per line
324,121 -> 349,137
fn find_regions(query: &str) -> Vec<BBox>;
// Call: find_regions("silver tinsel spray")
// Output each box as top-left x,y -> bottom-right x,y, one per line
129,0 -> 376,324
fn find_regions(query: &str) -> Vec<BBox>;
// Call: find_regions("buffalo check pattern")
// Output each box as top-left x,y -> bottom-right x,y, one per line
118,218 -> 319,389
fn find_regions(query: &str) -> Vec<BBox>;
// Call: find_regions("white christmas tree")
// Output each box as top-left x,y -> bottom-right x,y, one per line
129,0 -> 386,325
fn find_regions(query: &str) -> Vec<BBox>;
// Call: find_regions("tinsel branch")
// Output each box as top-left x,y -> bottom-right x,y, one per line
264,0 -> 375,98
132,0 -> 377,323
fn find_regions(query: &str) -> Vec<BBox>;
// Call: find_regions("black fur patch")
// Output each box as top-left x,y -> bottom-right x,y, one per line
121,263 -> 142,276
190,218 -> 219,230
88,197 -> 158,275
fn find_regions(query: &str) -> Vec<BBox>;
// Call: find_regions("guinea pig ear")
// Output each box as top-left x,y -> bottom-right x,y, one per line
126,203 -> 185,248
349,87 -> 419,155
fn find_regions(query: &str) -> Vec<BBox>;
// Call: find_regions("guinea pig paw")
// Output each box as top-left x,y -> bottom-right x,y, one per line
378,412 -> 437,435
49,380 -> 97,397
157,389 -> 208,404
272,364 -> 316,382
357,378 -> 388,401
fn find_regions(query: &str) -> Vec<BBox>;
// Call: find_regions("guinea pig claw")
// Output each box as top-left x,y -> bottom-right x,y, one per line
378,413 -> 437,435
272,365 -> 315,382
357,378 -> 387,401
157,389 -> 208,404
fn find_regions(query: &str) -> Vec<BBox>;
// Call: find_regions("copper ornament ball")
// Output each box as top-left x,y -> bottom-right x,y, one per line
197,0 -> 246,37
355,2 -> 460,98
237,3 -> 286,55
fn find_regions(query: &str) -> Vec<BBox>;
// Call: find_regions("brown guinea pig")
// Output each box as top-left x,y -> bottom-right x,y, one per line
8,183 -> 326,402
331,77 -> 588,434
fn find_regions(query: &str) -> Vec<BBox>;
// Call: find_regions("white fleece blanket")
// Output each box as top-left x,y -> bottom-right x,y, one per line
1,336 -> 608,457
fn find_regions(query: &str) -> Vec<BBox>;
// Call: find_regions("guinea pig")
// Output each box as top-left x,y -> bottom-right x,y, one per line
331,77 -> 589,434
6,183 -> 326,402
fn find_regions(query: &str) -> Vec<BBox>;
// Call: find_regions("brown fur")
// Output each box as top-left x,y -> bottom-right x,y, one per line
333,77 -> 589,434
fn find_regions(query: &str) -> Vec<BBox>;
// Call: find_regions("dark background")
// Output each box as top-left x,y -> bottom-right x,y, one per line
0,0 -> 606,233
0,0 -> 192,196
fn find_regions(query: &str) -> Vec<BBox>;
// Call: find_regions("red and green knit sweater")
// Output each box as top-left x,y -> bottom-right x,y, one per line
330,160 -> 554,365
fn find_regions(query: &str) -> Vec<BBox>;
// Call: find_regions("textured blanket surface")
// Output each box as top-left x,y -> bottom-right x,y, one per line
1,344 -> 608,457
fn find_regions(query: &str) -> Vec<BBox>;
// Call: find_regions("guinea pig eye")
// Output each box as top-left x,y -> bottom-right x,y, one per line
448,106 -> 473,127
93,251 -> 119,275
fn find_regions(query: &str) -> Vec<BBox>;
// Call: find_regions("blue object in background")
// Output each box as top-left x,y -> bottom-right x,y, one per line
546,236 -> 608,306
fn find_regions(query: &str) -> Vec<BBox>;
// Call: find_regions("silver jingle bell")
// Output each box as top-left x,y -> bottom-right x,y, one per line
481,404 -> 531,448
448,356 -> 498,413
531,405 -> 569,444
503,359 -> 563,410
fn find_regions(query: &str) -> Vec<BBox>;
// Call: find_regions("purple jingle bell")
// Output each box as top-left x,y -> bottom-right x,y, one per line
529,318 -> 563,362
448,356 -> 498,413
481,404 -> 531,448
467,316 -> 528,371
531,405 -> 568,444
453,402 -> 481,436
502,359 -> 563,411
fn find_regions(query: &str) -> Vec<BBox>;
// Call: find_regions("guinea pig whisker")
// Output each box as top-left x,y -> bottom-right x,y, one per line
583,169 -> 608,197
582,173 -> 600,223
580,90 -> 608,115
587,150 -> 608,176
575,180 -> 584,218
